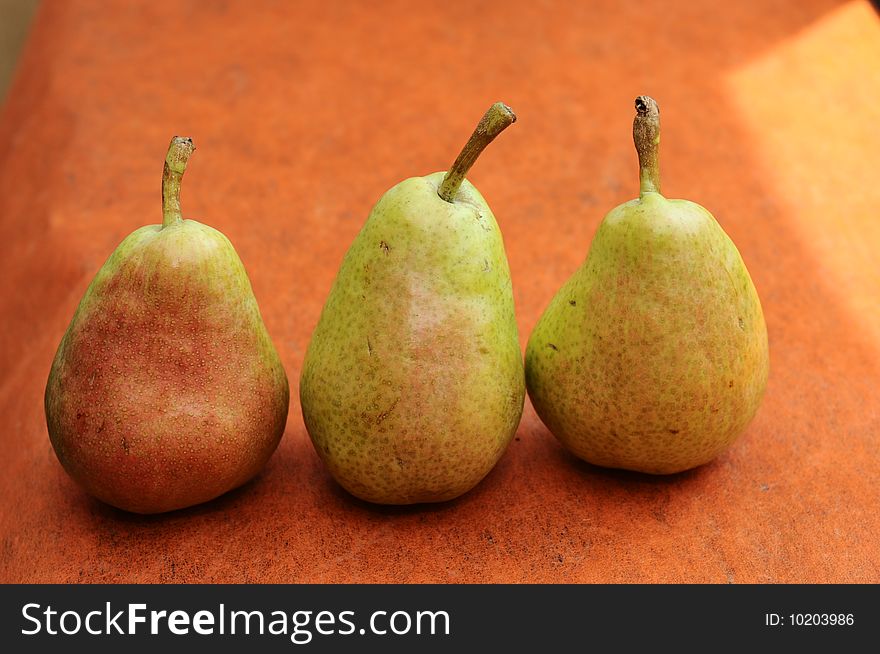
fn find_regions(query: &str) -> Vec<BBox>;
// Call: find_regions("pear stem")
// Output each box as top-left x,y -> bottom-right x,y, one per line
633,96 -> 660,195
438,102 -> 516,203
162,136 -> 195,227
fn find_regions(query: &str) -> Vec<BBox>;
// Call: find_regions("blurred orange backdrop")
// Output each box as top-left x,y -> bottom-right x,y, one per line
0,0 -> 877,583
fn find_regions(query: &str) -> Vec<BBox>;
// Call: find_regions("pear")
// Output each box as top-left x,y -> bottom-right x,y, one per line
300,103 -> 525,504
45,137 -> 289,513
525,97 -> 769,474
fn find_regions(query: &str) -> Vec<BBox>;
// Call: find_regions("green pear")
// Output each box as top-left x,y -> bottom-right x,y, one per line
526,97 -> 769,474
300,103 -> 525,504
45,137 -> 289,513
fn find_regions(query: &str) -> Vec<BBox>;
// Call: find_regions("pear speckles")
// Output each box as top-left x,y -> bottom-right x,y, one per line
473,210 -> 492,232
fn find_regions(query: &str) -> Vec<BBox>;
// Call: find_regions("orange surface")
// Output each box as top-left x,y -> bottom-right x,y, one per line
1,0 -> 878,583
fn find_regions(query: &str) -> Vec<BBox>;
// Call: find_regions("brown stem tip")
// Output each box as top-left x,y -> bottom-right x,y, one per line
635,95 -> 659,118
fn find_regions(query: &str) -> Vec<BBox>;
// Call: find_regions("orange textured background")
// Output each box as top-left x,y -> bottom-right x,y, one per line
1,0 -> 878,583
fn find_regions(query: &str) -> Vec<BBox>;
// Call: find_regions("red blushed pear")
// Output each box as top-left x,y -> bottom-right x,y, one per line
300,103 -> 525,504
45,137 -> 289,513
525,97 -> 769,474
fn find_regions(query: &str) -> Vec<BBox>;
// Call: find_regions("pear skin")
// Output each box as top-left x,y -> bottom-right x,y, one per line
525,97 -> 769,474
300,104 -> 525,504
45,137 -> 289,513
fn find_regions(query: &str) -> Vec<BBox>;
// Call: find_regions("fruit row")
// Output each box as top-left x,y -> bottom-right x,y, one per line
44,97 -> 769,514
